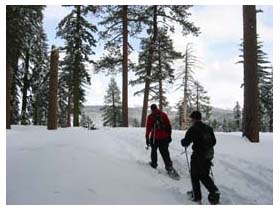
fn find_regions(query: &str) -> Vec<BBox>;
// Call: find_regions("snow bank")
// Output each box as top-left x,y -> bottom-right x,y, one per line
7,126 -> 272,204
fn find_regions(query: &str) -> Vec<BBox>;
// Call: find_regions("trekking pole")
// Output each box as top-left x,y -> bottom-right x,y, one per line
210,167 -> 215,182
184,147 -> 194,198
153,123 -> 156,145
185,147 -> 190,173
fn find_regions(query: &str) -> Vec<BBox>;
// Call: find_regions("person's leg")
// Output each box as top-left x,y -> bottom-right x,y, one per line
200,161 -> 219,194
150,141 -> 158,168
200,160 -> 220,204
158,140 -> 172,170
190,157 -> 202,200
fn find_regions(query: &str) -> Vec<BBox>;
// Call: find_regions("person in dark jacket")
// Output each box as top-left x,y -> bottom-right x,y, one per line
145,104 -> 174,172
181,111 -> 220,204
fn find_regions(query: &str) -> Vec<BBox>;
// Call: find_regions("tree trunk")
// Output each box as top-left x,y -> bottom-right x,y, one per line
66,89 -> 71,127
21,48 -> 30,125
73,6 -> 81,127
141,6 -> 158,127
242,5 -> 259,142
122,5 -> 129,127
48,47 -> 59,130
182,47 -> 189,130
196,82 -> 199,111
158,40 -> 163,111
6,63 -> 11,129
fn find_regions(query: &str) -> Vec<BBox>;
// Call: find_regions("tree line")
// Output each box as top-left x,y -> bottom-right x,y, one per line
6,5 -> 273,142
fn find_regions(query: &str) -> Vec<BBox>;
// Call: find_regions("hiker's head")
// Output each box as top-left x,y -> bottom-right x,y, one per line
190,111 -> 202,123
150,104 -> 158,112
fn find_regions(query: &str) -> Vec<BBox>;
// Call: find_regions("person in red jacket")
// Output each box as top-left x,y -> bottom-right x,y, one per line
145,104 -> 174,172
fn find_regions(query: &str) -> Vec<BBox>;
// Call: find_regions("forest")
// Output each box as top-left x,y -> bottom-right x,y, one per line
6,5 -> 273,142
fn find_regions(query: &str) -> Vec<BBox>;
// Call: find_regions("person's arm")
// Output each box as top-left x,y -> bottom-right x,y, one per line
181,127 -> 194,147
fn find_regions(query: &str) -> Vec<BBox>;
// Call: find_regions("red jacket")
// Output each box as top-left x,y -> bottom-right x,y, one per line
145,109 -> 172,141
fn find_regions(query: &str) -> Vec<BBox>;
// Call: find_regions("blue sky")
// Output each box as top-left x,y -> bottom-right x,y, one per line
42,5 -> 273,110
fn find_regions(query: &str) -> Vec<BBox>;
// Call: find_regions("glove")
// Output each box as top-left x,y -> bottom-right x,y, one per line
146,137 -> 150,147
181,138 -> 187,147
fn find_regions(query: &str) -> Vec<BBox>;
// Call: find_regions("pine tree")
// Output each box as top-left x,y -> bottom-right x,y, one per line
101,78 -> 122,127
29,23 -> 49,126
96,6 -> 145,127
48,46 -> 59,130
57,5 -> 97,127
7,6 -> 26,125
139,5 -> 200,127
238,38 -> 272,132
193,81 -> 212,122
233,101 -> 242,131
58,53 -> 74,127
237,37 -> 273,132
174,102 -> 184,130
80,112 -> 93,129
242,6 -> 259,142
130,27 -> 182,112
6,6 -> 46,126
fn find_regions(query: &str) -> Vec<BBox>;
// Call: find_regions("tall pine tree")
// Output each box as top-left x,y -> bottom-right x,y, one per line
242,5 -> 259,142
101,78 -> 122,127
57,5 -> 97,127
237,36 -> 272,132
233,101 -> 242,131
193,81 -> 212,123
130,27 -> 182,111
139,5 -> 200,127
96,6 -> 145,127
6,6 -> 46,126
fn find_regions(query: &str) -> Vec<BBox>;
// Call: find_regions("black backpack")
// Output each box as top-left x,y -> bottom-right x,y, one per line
153,112 -> 164,130
200,124 -> 216,160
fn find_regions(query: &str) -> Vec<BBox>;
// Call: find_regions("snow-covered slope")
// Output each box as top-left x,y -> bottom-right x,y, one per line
6,126 -> 273,204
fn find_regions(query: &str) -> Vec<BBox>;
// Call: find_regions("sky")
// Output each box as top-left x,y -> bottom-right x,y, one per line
42,5 -> 273,110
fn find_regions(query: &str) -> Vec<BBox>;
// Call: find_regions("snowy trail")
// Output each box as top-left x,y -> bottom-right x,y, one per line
6,126 -> 272,204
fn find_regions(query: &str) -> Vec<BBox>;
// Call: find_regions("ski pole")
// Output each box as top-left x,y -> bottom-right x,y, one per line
185,147 -> 194,198
185,147 -> 190,173
210,167 -> 215,182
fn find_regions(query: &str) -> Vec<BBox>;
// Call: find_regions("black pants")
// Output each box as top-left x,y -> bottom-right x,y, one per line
150,139 -> 172,170
190,154 -> 219,200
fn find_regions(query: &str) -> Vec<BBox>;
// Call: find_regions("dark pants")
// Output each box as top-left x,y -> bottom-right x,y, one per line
150,139 -> 172,170
190,154 -> 219,200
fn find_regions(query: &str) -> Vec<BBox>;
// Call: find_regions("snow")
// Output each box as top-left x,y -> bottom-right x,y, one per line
6,126 -> 273,205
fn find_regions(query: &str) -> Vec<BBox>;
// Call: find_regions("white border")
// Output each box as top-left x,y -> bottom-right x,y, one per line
1,0 -> 278,210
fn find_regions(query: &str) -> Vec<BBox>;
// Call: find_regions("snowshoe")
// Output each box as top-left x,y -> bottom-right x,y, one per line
208,191 -> 220,205
149,161 -> 157,169
187,191 -> 202,204
166,167 -> 180,180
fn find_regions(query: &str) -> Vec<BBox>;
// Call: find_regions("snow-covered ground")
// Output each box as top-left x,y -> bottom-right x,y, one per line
6,126 -> 273,205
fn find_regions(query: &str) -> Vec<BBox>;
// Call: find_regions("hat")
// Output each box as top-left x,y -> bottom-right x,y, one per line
190,111 -> 202,120
150,104 -> 158,110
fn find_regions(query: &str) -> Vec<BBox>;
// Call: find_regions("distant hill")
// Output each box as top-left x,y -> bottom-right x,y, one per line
82,105 -> 234,128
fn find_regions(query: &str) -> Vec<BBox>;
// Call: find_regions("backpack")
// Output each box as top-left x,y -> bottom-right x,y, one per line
153,112 -> 164,130
200,124 -> 216,160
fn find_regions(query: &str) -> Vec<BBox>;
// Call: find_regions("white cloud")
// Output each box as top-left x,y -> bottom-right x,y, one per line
43,5 -> 71,23
191,6 -> 243,42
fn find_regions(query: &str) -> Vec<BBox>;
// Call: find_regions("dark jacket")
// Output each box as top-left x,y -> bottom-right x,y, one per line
181,121 -> 216,158
145,109 -> 172,141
